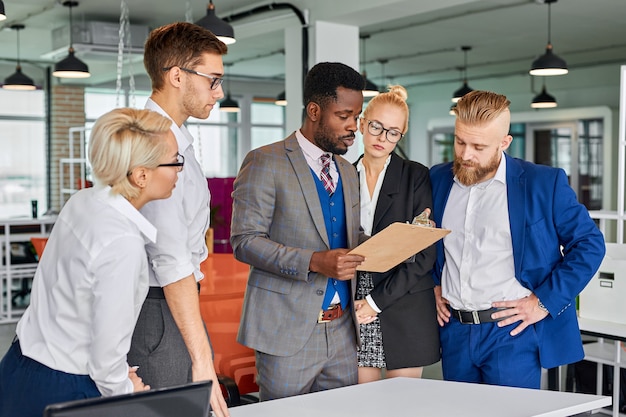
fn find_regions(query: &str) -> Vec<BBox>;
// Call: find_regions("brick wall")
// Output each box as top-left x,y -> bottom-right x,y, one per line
50,85 -> 86,212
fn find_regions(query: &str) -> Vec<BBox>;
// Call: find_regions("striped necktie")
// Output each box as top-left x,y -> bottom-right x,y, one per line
319,154 -> 335,195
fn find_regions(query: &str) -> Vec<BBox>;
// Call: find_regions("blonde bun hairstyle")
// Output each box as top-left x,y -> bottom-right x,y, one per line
362,84 -> 410,133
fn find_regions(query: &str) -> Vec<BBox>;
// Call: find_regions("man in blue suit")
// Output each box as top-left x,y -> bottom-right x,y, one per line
430,90 -> 605,389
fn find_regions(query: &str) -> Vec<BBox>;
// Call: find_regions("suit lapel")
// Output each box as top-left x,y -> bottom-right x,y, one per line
373,153 -> 402,232
336,156 -> 356,248
505,154 -> 526,278
285,135 -> 330,248
432,165 -> 454,228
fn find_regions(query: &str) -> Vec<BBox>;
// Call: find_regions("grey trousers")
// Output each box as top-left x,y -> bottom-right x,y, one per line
255,312 -> 358,401
128,297 -> 208,389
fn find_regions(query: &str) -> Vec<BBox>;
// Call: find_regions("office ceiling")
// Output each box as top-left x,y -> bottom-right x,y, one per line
1,0 -> 625,95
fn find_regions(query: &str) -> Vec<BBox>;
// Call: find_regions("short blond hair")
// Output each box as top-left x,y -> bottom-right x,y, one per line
89,108 -> 172,200
453,90 -> 510,125
362,84 -> 410,132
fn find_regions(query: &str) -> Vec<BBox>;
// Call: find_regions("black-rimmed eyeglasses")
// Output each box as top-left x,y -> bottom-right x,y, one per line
157,152 -> 185,172
362,118 -> 405,143
162,66 -> 224,90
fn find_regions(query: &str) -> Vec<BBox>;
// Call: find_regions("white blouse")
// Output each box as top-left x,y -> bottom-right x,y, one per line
356,155 -> 392,313
356,155 -> 392,236
16,186 -> 156,396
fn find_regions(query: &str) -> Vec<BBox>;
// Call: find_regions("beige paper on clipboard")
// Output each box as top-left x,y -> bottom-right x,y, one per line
349,222 -> 451,273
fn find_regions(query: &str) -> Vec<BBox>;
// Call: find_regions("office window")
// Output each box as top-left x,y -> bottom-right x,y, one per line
0,90 -> 46,218
250,102 -> 285,150
251,127 -> 284,150
578,119 -> 603,210
188,104 -> 240,177
84,90 -> 285,179
508,123 -> 526,159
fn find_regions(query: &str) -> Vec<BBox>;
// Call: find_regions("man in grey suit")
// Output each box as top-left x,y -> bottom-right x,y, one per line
231,62 -> 366,401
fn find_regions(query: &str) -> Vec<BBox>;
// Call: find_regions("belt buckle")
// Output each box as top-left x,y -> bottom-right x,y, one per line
318,304 -> 339,323
454,309 -> 478,325
472,311 -> 480,324
318,309 -> 330,323
453,309 -> 466,324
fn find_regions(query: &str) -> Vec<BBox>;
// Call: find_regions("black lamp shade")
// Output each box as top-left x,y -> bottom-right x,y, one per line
531,86 -> 557,108
275,91 -> 287,106
3,66 -> 36,90
195,3 -> 236,45
53,48 -> 90,78
452,82 -> 473,103
0,0 -> 6,21
530,46 -> 568,76
220,93 -> 240,112
362,74 -> 379,98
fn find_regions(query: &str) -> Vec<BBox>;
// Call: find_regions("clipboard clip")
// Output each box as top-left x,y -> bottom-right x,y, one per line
411,208 -> 434,228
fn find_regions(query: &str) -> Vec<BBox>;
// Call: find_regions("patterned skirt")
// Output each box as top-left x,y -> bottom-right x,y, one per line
355,271 -> 386,368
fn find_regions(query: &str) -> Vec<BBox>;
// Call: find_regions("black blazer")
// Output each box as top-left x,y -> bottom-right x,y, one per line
354,152 -> 436,310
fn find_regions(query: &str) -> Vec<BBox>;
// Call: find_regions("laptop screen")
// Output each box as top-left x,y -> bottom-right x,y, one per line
43,380 -> 212,417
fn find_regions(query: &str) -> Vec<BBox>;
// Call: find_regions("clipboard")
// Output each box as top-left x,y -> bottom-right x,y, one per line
349,222 -> 451,273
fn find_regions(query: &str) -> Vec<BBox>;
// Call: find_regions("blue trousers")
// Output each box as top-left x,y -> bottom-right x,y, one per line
0,340 -> 100,417
440,318 -> 541,389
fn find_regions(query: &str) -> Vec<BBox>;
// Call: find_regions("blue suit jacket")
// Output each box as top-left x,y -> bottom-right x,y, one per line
430,154 -> 606,368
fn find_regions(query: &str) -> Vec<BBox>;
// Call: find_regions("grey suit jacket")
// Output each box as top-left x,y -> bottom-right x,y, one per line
231,133 -> 361,356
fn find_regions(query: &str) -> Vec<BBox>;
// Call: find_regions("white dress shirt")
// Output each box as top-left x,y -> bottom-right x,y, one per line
141,99 -> 211,286
356,155 -> 391,313
16,186 -> 157,396
441,153 -> 530,310
296,129 -> 338,189
296,130 -> 340,304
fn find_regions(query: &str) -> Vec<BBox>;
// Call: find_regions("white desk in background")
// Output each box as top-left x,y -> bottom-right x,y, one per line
578,317 -> 626,417
0,216 -> 56,323
229,377 -> 610,417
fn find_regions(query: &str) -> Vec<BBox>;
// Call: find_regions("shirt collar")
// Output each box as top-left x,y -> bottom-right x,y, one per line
296,129 -> 329,161
145,98 -> 194,151
356,154 -> 391,175
96,186 -> 158,244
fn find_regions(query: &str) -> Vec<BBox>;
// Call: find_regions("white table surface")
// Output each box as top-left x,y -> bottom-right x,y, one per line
229,377 -> 611,417
578,316 -> 626,340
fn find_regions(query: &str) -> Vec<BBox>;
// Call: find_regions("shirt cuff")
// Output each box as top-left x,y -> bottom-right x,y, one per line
366,294 -> 382,313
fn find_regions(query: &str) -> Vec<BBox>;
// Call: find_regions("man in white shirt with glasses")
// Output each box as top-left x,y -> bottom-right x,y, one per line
127,22 -> 229,417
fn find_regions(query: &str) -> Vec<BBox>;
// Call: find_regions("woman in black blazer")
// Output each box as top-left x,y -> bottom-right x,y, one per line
354,85 -> 440,383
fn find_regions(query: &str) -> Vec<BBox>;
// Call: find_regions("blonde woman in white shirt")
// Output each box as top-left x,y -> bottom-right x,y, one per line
0,108 -> 182,417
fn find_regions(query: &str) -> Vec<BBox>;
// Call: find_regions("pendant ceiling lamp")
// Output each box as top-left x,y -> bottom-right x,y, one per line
531,81 -> 557,108
195,0 -> 236,45
220,94 -> 240,112
3,24 -> 36,91
529,0 -> 568,76
220,64 -> 240,112
275,90 -> 287,106
360,34 -> 379,98
0,1 -> 6,21
449,103 -> 457,116
452,46 -> 473,103
53,1 -> 91,79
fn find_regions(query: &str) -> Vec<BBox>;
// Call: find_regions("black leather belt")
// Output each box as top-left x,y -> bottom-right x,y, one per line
449,307 -> 512,325
147,286 -> 165,299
